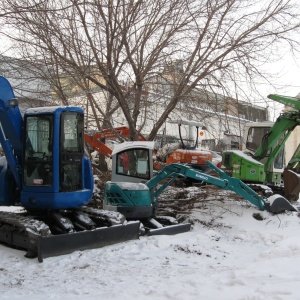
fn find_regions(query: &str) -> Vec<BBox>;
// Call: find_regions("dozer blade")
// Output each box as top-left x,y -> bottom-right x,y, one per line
37,221 -> 140,262
266,194 -> 297,214
283,169 -> 300,202
147,223 -> 191,236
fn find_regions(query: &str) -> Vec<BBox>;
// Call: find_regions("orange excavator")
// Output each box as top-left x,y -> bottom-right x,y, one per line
154,120 -> 212,172
84,126 -> 147,159
85,122 -> 212,172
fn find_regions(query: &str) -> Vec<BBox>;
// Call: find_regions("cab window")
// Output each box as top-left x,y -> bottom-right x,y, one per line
116,148 -> 150,180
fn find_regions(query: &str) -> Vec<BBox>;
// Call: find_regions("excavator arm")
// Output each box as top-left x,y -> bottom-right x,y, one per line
253,110 -> 299,166
85,126 -> 148,158
264,94 -> 300,201
254,94 -> 300,163
267,94 -> 300,110
147,161 -> 296,213
287,143 -> 300,171
91,126 -> 147,141
84,133 -> 113,158
0,77 -> 23,190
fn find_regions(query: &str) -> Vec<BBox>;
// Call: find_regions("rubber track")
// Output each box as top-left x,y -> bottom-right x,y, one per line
0,211 -> 51,257
0,208 -> 140,261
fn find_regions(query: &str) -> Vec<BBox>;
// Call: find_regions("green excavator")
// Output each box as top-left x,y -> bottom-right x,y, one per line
222,94 -> 300,202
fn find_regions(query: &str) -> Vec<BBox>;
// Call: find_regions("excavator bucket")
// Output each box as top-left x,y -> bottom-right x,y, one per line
37,221 -> 140,262
283,169 -> 300,202
266,194 -> 297,214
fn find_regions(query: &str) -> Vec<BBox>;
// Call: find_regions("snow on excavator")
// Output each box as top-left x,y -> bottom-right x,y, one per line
103,141 -> 296,235
0,76 -> 140,262
222,94 -> 300,202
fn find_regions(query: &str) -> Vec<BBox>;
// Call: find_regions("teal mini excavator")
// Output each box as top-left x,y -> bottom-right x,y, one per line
103,141 -> 296,235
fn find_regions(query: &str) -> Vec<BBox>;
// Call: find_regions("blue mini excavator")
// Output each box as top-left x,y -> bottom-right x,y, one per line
0,76 -> 140,262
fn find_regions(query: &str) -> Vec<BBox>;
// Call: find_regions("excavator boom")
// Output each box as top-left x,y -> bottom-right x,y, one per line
147,161 -> 295,213
267,94 -> 300,110
84,133 -> 113,158
267,94 -> 300,201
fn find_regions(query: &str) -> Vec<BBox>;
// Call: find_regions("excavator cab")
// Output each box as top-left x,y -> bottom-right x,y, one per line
21,107 -> 94,209
110,141 -> 155,183
104,141 -> 192,234
156,119 -> 212,172
243,122 -> 286,183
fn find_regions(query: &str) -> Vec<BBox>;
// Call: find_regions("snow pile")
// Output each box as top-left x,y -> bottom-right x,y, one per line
0,193 -> 300,300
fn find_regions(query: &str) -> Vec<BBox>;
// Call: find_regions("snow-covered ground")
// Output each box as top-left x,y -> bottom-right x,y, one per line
1,193 -> 300,300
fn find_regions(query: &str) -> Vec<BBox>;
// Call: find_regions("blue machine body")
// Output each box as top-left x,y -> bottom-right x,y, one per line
0,76 -> 94,209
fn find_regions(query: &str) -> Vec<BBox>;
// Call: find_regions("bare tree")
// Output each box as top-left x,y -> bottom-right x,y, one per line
1,0 -> 300,140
